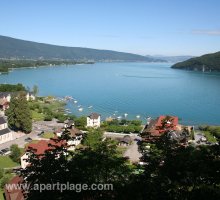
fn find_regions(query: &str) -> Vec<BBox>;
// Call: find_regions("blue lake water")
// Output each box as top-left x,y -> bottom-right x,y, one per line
0,62 -> 220,125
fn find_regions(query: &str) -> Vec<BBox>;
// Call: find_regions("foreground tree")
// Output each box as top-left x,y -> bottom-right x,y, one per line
6,92 -> 32,133
21,129 -> 134,200
139,134 -> 220,199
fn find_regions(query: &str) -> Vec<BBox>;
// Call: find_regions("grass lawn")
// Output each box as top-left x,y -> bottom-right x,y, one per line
0,189 -> 4,200
203,131 -> 217,142
32,110 -> 45,121
0,156 -> 19,168
117,146 -> 128,156
42,132 -> 55,139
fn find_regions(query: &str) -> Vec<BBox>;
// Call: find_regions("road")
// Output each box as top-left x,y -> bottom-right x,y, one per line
104,132 -> 142,163
0,119 -> 64,150
123,141 -> 142,163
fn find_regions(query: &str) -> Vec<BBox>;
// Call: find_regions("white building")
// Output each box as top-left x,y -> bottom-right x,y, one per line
0,117 -> 13,144
87,113 -> 101,128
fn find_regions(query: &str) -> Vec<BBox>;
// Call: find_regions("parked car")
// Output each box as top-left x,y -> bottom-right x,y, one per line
25,137 -> 32,142
37,131 -> 44,136
1,148 -> 10,155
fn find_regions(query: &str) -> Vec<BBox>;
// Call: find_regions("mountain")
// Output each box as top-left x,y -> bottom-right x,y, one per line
0,35 -> 164,62
171,51 -> 220,72
146,55 -> 194,63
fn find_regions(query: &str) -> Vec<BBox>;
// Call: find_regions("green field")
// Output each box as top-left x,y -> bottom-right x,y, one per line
203,131 -> 217,142
42,132 -> 55,139
0,156 -> 19,168
31,110 -> 45,121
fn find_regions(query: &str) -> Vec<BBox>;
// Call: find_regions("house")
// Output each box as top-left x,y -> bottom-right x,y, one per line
0,117 -> 13,144
0,92 -> 35,111
55,120 -> 83,151
21,139 -> 66,169
4,176 -> 25,200
141,115 -> 179,142
87,113 -> 101,128
118,135 -> 132,146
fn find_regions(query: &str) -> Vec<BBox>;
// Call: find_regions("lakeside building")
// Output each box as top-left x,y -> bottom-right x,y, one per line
141,115 -> 183,142
86,113 -> 101,128
0,116 -> 13,144
0,92 -> 35,111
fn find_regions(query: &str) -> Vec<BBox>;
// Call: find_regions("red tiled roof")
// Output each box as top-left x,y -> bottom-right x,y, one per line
4,176 -> 25,200
155,116 -> 178,127
26,139 -> 66,155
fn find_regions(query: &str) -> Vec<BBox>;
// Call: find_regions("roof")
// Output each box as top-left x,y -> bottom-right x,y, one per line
0,128 -> 11,136
0,116 -> 7,125
120,135 -> 132,144
88,113 -> 100,119
67,120 -> 74,127
143,116 -> 178,137
68,127 -> 83,137
4,176 -> 25,200
155,116 -> 178,127
26,139 -> 66,155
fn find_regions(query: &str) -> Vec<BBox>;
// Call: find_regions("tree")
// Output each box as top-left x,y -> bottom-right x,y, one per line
82,129 -> 103,149
10,144 -> 21,163
21,129 -> 134,200
139,134 -> 220,200
6,92 -> 32,133
32,85 -> 39,96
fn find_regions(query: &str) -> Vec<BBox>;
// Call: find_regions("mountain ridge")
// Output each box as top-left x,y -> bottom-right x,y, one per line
0,35 -> 165,62
171,51 -> 220,71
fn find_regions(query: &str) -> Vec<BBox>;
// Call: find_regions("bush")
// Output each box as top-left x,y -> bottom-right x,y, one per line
44,115 -> 53,121
10,144 -> 21,163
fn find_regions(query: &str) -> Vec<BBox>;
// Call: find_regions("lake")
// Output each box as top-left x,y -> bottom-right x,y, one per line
0,62 -> 220,125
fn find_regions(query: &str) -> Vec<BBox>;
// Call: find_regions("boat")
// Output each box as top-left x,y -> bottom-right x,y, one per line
117,116 -> 122,119
124,113 -> 128,117
73,100 -> 78,104
78,108 -> 83,112
136,115 -> 140,119
88,106 -> 93,109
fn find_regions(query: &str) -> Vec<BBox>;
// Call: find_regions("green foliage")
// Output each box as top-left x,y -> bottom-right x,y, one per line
21,131 -> 133,199
0,156 -> 19,168
0,83 -> 26,92
82,129 -> 103,149
172,51 -> 220,71
9,144 -> 21,163
140,135 -> 220,199
103,119 -> 142,133
0,175 -> 10,189
74,116 -> 87,129
0,169 -> 3,179
6,93 -> 32,133
199,125 -> 220,139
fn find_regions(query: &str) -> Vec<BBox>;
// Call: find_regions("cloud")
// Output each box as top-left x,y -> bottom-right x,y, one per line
192,29 -> 220,36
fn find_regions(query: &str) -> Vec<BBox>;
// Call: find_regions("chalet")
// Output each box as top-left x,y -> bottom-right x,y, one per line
21,139 -> 66,169
55,119 -> 83,151
142,115 -> 179,142
87,113 -> 101,128
0,117 -> 13,144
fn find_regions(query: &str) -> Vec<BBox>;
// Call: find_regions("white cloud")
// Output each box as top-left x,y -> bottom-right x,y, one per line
192,29 -> 220,35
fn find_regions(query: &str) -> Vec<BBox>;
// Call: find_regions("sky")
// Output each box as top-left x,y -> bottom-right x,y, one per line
0,0 -> 220,56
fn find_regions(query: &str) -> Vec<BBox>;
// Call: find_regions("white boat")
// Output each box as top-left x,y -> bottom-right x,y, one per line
136,115 -> 140,119
124,113 -> 128,117
77,105 -> 81,108
88,106 -> 93,109
73,100 -> 78,104
117,116 -> 122,119
78,108 -> 83,112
